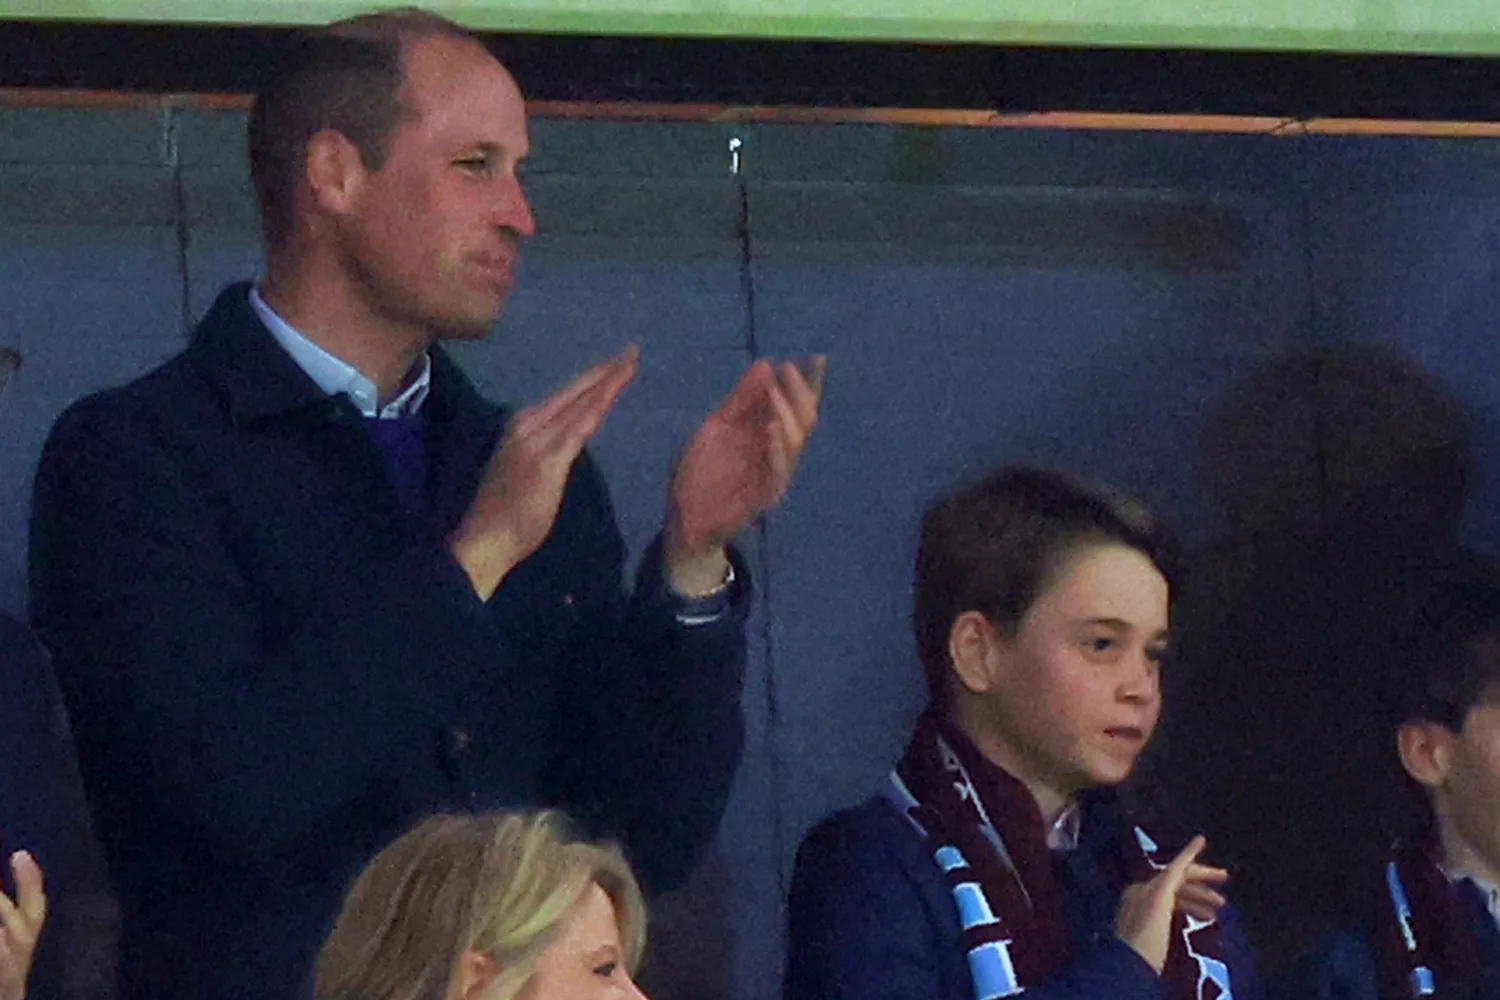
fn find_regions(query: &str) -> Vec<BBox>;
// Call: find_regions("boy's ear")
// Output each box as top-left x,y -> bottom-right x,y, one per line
949,611 -> 1004,696
1397,719 -> 1454,790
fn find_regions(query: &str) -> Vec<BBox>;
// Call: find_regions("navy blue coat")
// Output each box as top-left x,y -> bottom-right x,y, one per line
1278,910 -> 1500,1000
29,284 -> 749,1000
786,795 -> 1262,1000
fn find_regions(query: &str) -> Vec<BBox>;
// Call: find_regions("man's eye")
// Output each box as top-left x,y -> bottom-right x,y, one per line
592,962 -> 618,978
455,157 -> 492,174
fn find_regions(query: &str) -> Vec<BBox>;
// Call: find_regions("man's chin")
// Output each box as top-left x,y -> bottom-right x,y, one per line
434,306 -> 504,342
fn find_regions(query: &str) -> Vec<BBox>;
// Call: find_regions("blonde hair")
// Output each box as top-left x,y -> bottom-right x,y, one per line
314,811 -> 647,1000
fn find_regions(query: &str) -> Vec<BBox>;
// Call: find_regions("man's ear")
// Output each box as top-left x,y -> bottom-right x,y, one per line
449,949 -> 499,1000
949,611 -> 1004,697
1397,719 -> 1455,790
304,129 -> 368,218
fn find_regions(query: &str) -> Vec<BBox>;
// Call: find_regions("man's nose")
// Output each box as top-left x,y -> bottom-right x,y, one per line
496,174 -> 535,239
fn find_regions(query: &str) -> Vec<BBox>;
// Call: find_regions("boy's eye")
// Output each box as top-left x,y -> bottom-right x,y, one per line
455,156 -> 492,174
1086,636 -> 1114,653
592,961 -> 618,978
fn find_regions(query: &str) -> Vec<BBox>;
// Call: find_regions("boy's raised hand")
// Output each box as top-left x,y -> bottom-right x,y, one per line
0,849 -> 46,1000
1114,835 -> 1229,973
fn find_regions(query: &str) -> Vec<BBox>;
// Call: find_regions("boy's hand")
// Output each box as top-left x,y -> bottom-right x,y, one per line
1114,836 -> 1228,973
0,850 -> 46,1000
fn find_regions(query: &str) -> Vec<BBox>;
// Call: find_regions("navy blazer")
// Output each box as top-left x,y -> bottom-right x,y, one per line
1277,910 -> 1500,1000
786,795 -> 1262,1000
29,284 -> 749,1000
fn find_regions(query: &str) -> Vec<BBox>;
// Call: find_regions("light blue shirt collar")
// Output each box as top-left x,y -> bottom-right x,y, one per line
248,287 -> 431,419
1046,800 -> 1082,852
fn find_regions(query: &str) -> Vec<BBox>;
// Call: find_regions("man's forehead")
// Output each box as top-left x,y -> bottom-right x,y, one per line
397,34 -> 524,121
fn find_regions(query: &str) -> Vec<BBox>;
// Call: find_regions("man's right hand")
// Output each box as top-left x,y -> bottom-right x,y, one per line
1113,835 -> 1229,974
450,346 -> 638,601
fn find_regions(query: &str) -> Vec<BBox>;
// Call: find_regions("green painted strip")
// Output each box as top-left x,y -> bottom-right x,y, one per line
7,1 -> 1500,58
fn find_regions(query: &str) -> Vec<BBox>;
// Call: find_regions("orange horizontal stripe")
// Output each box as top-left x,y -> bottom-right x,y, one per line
6,88 -> 1500,137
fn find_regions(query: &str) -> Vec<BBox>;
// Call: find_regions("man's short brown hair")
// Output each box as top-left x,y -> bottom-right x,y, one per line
247,8 -> 479,247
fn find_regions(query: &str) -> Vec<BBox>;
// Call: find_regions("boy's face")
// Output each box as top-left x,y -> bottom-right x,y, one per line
960,542 -> 1169,802
1433,695 -> 1500,877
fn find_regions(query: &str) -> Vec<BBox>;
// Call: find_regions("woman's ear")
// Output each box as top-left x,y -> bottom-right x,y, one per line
1397,719 -> 1454,790
449,950 -> 500,1000
949,611 -> 1004,697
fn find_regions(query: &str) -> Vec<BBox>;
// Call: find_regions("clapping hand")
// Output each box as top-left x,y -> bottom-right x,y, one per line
664,357 -> 826,595
451,346 -> 639,600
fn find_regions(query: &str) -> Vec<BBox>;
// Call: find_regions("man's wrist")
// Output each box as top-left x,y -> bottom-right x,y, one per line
664,544 -> 732,599
666,551 -> 738,627
661,509 -> 733,598
448,527 -> 521,601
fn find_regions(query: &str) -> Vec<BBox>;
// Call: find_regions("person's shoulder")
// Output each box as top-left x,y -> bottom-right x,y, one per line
795,795 -> 945,892
800,796 -> 913,855
73,354 -> 196,414
40,355 -> 199,470
787,794 -> 967,999
44,287 -> 260,454
50,291 -> 236,437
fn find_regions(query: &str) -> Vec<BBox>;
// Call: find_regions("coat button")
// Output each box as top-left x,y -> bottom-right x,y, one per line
449,727 -> 472,753
562,593 -> 575,607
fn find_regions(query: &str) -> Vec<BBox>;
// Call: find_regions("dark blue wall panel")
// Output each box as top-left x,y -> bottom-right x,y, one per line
3,107 -> 1500,997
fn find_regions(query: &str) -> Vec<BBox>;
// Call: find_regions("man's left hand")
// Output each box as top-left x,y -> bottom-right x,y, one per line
664,356 -> 826,596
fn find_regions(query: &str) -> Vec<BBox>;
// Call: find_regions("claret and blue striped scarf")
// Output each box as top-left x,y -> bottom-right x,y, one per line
887,712 -> 1234,1000
1372,826 -> 1493,1000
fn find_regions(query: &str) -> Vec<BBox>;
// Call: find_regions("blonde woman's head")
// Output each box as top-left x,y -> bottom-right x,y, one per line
315,810 -> 648,1000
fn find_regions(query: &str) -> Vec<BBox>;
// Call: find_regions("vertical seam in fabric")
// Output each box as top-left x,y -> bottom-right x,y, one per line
733,136 -> 788,900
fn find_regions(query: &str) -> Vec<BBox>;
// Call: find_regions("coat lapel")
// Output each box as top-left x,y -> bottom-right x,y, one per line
422,347 -> 507,537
